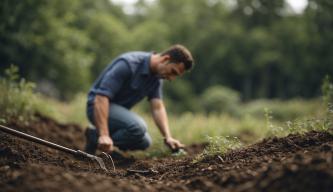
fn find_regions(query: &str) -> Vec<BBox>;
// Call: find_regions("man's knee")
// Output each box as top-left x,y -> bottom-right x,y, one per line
139,133 -> 152,150
126,118 -> 148,138
118,133 -> 152,151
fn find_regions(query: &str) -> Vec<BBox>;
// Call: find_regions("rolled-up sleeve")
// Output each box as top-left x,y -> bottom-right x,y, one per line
95,60 -> 130,100
147,79 -> 163,100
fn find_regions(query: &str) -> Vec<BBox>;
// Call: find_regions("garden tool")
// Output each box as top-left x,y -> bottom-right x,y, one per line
0,124 -> 111,172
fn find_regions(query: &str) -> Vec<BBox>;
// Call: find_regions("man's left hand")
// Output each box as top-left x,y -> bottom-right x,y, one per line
164,137 -> 185,152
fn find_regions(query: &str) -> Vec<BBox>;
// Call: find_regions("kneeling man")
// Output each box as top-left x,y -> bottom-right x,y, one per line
85,44 -> 194,154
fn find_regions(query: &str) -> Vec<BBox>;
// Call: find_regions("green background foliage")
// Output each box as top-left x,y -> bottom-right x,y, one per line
1,0 -> 333,112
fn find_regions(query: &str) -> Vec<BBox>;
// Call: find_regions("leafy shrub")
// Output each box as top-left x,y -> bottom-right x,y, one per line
201,85 -> 240,115
0,65 -> 37,123
0,65 -> 54,123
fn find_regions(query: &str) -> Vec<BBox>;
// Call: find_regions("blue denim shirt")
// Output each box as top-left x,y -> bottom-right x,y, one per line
87,51 -> 163,109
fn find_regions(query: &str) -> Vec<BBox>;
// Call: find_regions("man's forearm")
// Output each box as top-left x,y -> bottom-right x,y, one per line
151,99 -> 172,139
150,99 -> 184,150
153,109 -> 172,139
93,95 -> 110,136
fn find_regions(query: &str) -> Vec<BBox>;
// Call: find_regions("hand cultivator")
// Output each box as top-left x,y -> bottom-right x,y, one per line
0,124 -> 113,172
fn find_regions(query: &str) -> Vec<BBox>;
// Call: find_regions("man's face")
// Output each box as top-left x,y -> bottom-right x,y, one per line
156,61 -> 185,81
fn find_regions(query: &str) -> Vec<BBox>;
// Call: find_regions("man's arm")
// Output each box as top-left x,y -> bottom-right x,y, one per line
93,95 -> 113,152
150,98 -> 184,151
92,60 -> 131,152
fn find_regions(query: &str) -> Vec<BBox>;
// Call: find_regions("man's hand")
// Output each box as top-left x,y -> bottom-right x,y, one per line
98,135 -> 113,152
164,137 -> 185,152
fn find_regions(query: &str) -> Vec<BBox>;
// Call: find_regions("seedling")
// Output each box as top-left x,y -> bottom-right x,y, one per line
171,148 -> 188,157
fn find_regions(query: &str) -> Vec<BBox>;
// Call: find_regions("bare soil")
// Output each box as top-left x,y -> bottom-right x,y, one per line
0,114 -> 333,192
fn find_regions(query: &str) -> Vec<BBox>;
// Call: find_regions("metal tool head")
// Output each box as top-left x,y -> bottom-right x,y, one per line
101,152 -> 116,172
76,150 -> 108,172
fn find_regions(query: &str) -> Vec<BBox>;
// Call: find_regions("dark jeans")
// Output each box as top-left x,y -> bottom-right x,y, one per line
86,103 -> 152,151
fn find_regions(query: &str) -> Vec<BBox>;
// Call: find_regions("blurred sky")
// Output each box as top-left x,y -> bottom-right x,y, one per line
111,0 -> 308,14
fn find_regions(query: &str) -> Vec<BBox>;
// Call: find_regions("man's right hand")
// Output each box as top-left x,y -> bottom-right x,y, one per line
98,135 -> 113,152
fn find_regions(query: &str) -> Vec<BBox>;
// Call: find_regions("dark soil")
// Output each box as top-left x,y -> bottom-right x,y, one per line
1,114 -> 333,192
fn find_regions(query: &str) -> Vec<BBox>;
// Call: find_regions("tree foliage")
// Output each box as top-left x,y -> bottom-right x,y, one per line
1,0 -> 332,111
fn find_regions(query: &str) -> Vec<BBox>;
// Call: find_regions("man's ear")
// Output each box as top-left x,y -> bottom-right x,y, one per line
161,54 -> 171,63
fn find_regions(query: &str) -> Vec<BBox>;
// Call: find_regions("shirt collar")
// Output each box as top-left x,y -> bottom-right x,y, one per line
141,52 -> 155,75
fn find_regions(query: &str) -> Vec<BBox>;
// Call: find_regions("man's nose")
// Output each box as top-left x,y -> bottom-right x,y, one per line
168,76 -> 176,81
167,76 -> 176,81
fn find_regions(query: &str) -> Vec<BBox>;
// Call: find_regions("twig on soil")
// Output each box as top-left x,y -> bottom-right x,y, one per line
217,155 -> 224,163
87,158 -> 93,172
127,168 -> 158,175
158,172 -> 168,180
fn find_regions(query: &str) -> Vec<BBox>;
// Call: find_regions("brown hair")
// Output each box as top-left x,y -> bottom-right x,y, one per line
161,44 -> 194,71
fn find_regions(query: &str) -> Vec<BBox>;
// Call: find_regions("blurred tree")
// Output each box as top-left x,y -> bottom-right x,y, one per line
304,0 -> 333,97
79,12 -> 130,78
74,0 -> 131,79
0,0 -> 93,99
233,0 -> 285,27
1,0 -> 333,110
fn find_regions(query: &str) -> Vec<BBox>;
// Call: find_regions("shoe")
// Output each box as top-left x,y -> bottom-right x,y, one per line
109,150 -> 128,161
84,125 -> 98,155
108,150 -> 135,167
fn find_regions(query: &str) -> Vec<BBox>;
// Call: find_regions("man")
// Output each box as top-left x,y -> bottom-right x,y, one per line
85,44 -> 194,155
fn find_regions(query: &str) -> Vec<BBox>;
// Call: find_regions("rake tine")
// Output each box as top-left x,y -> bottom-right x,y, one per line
101,152 -> 116,172
76,150 -> 108,172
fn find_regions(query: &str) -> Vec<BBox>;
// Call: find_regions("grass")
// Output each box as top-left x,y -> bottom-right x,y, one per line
4,90 -> 327,157
132,99 -> 328,157
35,93 -> 89,126
1,86 -> 329,158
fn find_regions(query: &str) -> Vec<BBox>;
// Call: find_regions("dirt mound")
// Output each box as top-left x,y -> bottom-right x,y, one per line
1,115 -> 333,192
6,113 -> 85,149
178,131 -> 333,192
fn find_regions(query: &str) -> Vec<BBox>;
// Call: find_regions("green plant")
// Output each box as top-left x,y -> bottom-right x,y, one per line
322,75 -> 333,131
322,75 -> 333,106
0,65 -> 57,124
203,135 -> 242,155
193,135 -> 242,163
0,65 -> 37,123
264,108 -> 283,136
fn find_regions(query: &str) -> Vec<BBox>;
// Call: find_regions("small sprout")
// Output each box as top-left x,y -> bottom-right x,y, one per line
171,148 -> 187,157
